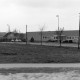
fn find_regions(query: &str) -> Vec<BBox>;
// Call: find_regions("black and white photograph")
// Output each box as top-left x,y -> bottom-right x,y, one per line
0,0 -> 80,79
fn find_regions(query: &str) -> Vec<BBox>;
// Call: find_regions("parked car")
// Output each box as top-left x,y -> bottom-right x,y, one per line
62,40 -> 69,43
11,39 -> 14,42
15,39 -> 21,42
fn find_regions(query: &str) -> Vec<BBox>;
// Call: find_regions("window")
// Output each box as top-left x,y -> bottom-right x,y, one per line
56,37 -> 57,39
67,36 -> 72,39
72,37 -> 74,39
75,36 -> 78,39
67,36 -> 70,39
43,36 -> 45,39
45,36 -> 47,38
69,37 -> 71,39
43,36 -> 48,39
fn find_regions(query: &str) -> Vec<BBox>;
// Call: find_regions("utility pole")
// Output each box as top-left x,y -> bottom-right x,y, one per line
26,25 -> 27,44
78,13 -> 80,49
56,15 -> 59,43
56,15 -> 59,31
41,30 -> 42,45
7,24 -> 10,32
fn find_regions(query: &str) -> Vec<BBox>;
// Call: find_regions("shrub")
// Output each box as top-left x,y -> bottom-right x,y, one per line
62,40 -> 68,43
69,40 -> 73,43
30,37 -> 34,42
21,39 -> 26,42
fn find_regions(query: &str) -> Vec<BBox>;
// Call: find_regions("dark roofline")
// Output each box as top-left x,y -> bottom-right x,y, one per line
26,30 -> 79,33
3,32 -> 13,37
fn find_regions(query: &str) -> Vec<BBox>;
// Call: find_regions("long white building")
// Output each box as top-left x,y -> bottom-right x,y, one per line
0,30 -> 79,43
26,30 -> 79,43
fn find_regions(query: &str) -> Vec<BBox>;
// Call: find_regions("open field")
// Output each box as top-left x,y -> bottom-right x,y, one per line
0,43 -> 80,63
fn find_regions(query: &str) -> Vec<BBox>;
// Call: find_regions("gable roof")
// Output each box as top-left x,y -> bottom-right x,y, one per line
3,32 -> 13,37
0,32 -> 6,38
3,32 -> 20,38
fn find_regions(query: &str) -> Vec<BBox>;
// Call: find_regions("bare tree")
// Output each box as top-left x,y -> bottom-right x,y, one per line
39,25 -> 45,45
55,27 -> 64,47
12,29 -> 19,41
19,33 -> 25,41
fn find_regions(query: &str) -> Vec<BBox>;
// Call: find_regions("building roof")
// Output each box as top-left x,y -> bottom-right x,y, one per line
27,30 -> 79,37
0,30 -> 79,39
0,32 -> 6,38
41,30 -> 79,36
63,30 -> 79,36
3,32 -> 13,37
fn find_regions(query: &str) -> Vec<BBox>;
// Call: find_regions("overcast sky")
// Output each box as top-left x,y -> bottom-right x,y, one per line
0,0 -> 80,32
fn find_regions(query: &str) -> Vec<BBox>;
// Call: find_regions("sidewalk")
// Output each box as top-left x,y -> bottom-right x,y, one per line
0,63 -> 80,69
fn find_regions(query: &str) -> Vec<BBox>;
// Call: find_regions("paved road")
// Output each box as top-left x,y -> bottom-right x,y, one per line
29,42 -> 79,48
0,63 -> 80,69
0,42 -> 79,48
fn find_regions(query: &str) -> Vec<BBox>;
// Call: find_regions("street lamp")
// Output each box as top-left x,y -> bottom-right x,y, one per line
56,15 -> 60,43
26,25 -> 27,44
78,13 -> 80,49
56,15 -> 59,31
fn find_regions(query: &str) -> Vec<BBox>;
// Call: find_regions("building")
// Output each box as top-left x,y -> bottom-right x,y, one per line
0,32 -> 21,42
26,30 -> 79,43
0,30 -> 79,43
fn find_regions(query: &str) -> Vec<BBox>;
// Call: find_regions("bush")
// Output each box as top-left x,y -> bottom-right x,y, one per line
47,40 -> 57,42
21,39 -> 26,42
1,53 -> 17,55
69,40 -> 73,43
30,37 -> 34,42
0,38 -> 11,42
62,40 -> 68,43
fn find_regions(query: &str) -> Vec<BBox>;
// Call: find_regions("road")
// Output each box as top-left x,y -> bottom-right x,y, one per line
29,42 -> 79,48
1,42 -> 79,48
0,63 -> 80,69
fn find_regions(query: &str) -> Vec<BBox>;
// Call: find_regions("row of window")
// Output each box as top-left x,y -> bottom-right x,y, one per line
43,36 -> 78,40
43,36 -> 49,39
66,36 -> 78,39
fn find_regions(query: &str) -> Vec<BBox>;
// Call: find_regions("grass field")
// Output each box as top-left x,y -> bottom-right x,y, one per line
0,43 -> 80,63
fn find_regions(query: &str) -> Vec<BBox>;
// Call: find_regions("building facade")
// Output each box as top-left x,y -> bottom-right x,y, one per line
26,30 -> 79,43
0,30 -> 79,43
